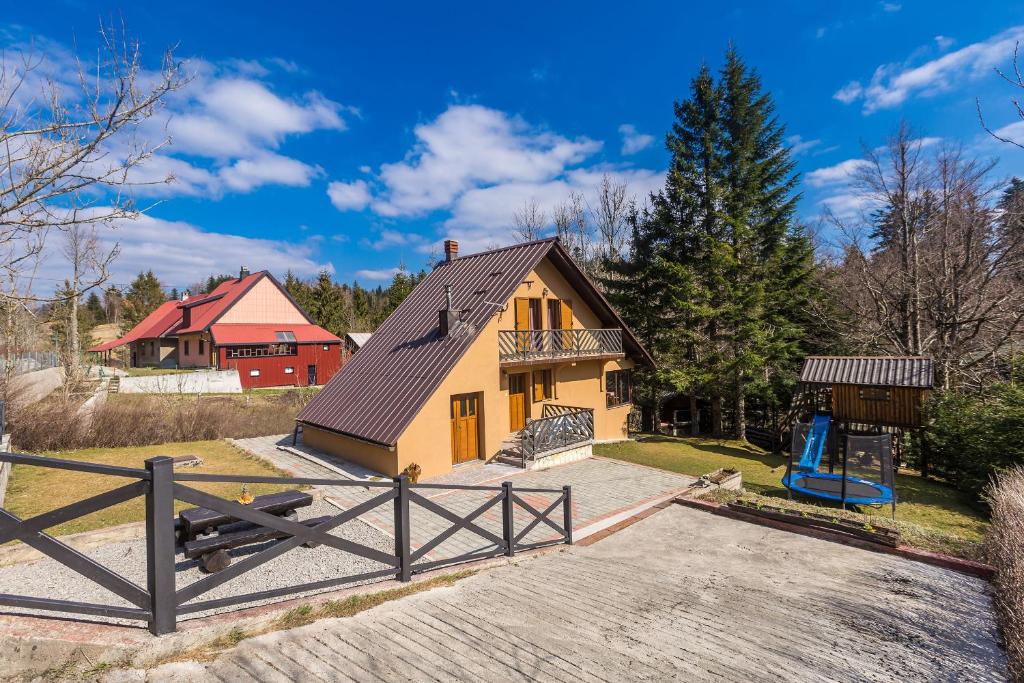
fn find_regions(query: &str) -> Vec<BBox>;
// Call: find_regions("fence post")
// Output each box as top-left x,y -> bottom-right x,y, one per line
393,475 -> 411,582
145,456 -> 176,635
562,485 -> 573,545
502,481 -> 514,557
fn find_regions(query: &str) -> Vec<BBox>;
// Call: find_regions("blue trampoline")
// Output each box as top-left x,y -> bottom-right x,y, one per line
782,413 -> 897,514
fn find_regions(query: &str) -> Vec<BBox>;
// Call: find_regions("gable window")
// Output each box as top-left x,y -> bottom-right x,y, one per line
533,369 -> 552,402
184,340 -> 190,355
606,369 -> 632,408
226,344 -> 297,358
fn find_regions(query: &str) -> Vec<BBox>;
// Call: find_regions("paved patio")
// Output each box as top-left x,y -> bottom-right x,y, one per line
149,503 -> 1006,682
231,435 -> 695,564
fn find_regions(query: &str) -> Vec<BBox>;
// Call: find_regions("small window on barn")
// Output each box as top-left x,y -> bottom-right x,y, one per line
199,339 -> 205,355
184,340 -> 190,355
859,387 -> 891,401
275,331 -> 296,342
323,344 -> 329,351
249,369 -> 260,377
284,367 -> 294,374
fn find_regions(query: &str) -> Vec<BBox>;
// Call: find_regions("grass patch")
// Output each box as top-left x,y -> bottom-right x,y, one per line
5,440 -> 297,536
700,487 -> 984,561
151,570 -> 475,666
123,367 -> 197,377
596,435 -> 988,544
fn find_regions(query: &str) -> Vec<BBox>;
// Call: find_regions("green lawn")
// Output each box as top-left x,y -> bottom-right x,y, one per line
123,367 -> 196,377
595,435 -> 989,545
5,440 -> 297,536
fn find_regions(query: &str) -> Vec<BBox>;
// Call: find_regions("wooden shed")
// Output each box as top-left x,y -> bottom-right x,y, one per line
794,356 -> 934,429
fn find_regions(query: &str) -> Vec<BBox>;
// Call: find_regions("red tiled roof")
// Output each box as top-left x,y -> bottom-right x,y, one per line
171,272 -> 266,334
210,324 -> 340,345
87,270 -> 320,353
87,300 -> 182,352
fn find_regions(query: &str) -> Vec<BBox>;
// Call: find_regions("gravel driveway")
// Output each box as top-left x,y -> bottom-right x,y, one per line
0,500 -> 393,624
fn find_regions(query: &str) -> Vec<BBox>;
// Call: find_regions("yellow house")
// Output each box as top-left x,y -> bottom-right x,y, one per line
297,238 -> 654,480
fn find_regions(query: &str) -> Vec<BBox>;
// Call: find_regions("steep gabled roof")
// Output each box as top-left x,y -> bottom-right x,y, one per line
799,356 -> 934,389
171,271 -> 266,334
297,238 -> 653,447
87,300 -> 182,352
88,270 -> 319,352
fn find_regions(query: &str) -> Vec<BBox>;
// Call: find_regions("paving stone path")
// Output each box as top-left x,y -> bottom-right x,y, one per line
231,435 -> 694,564
149,504 -> 1006,682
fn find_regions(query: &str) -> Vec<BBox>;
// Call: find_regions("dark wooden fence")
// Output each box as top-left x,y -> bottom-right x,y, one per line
0,452 -> 572,635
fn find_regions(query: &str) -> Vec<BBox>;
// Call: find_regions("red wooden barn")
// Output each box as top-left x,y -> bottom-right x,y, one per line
90,267 -> 342,389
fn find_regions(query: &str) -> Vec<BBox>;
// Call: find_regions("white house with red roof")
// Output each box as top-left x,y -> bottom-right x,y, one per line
90,267 -> 342,389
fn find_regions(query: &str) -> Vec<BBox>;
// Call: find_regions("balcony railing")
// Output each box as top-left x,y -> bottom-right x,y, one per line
498,328 -> 623,363
521,405 -> 595,464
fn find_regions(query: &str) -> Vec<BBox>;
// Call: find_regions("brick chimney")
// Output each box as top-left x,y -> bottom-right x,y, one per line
239,265 -> 250,279
443,239 -> 459,262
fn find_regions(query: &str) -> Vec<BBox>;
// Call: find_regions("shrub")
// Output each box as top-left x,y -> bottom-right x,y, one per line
9,390 -> 315,451
987,466 -> 1024,681
923,381 -> 1024,504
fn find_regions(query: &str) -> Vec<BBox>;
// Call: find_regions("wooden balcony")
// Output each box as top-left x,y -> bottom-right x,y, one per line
498,328 -> 623,367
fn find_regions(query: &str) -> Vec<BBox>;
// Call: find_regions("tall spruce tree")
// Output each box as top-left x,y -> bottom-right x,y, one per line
610,48 -> 817,440
121,271 -> 166,333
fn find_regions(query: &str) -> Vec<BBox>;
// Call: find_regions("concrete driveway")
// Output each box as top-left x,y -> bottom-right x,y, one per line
149,504 -> 1005,682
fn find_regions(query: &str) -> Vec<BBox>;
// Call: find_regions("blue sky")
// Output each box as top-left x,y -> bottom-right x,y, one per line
5,1 -> 1024,293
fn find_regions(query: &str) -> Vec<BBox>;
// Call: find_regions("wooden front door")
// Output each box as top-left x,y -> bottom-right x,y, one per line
450,393 -> 480,464
509,373 -> 529,432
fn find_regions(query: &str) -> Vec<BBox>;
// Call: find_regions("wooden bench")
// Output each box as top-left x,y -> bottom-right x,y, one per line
184,515 -> 331,572
178,490 -> 313,543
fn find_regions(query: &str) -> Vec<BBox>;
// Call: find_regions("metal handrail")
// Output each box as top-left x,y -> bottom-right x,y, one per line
498,328 -> 623,362
521,407 -> 595,463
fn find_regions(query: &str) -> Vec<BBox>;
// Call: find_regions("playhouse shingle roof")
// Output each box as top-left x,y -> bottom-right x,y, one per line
799,356 -> 934,389
297,238 -> 653,447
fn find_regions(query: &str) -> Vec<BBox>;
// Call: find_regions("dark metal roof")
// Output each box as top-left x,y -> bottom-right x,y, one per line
297,238 -> 653,446
799,356 -> 934,389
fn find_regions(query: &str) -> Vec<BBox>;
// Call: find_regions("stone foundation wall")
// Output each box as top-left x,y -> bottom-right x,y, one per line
531,441 -> 593,471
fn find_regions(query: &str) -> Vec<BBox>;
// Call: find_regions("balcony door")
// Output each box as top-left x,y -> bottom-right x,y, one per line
514,298 -> 542,352
508,373 -> 529,432
548,299 -> 573,350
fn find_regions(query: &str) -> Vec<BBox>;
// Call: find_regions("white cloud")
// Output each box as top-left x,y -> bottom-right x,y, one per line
33,212 -> 331,292
835,26 -> 1024,113
787,134 -> 822,155
354,267 -> 399,281
439,167 -> 665,253
833,81 -> 864,104
0,32 -> 353,199
220,153 -> 322,192
327,179 -> 372,210
880,2 -> 902,12
993,120 -> 1024,146
805,158 -> 870,188
363,229 -> 424,251
367,104 -> 602,216
618,124 -> 655,155
935,35 -> 956,51
815,27 -> 828,40
327,104 -> 664,254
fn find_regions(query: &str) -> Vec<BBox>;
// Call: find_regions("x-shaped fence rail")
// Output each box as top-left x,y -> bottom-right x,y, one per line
0,452 -> 572,635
